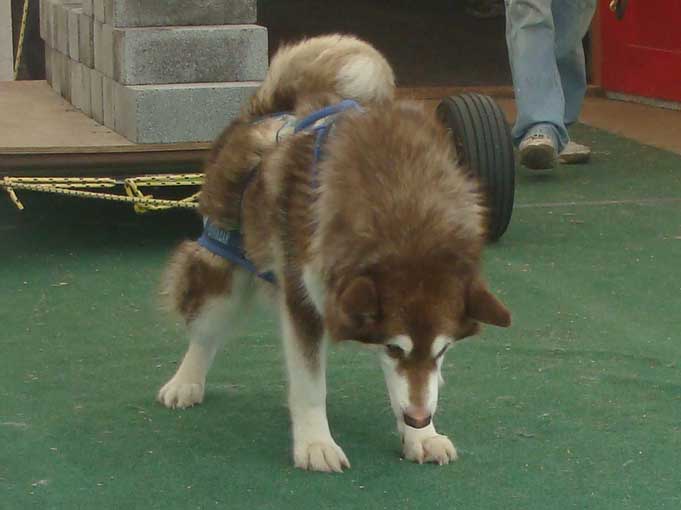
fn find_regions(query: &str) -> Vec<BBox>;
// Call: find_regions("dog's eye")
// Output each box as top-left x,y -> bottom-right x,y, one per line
386,344 -> 405,358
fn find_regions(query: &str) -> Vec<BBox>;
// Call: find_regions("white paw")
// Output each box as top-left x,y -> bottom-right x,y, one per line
294,439 -> 351,473
157,377 -> 205,409
403,429 -> 458,465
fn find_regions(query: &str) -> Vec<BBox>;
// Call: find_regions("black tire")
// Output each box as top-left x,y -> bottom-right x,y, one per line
436,93 -> 515,242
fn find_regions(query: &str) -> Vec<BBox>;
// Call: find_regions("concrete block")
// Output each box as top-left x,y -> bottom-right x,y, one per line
68,7 -> 82,61
48,0 -> 57,48
52,50 -> 60,95
78,12 -> 94,68
103,0 -> 113,23
45,46 -> 52,85
93,0 -> 104,23
90,68 -> 104,123
112,25 -> 267,85
53,1 -> 82,55
113,81 -> 259,143
51,50 -> 62,96
70,58 -> 83,109
39,0 -> 47,41
55,51 -> 69,98
82,0 -> 93,16
55,3 -> 69,54
70,60 -> 91,114
50,1 -> 60,49
102,75 -> 114,129
102,0 -> 256,28
62,54 -> 72,102
42,0 -> 51,45
93,20 -> 113,77
81,63 -> 92,115
51,50 -> 66,99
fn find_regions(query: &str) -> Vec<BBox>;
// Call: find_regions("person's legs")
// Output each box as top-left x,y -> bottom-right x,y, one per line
553,0 -> 597,126
505,0 -> 568,153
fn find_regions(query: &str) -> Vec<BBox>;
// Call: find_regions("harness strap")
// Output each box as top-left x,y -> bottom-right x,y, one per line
293,99 -> 362,133
296,99 -> 364,187
197,219 -> 276,284
197,100 -> 364,285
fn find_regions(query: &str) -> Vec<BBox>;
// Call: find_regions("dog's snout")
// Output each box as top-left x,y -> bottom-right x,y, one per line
403,411 -> 432,429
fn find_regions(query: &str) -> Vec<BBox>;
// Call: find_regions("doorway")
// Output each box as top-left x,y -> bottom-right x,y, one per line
258,0 -> 512,87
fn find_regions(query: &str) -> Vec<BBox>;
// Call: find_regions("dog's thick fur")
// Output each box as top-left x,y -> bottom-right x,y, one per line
248,34 -> 395,116
199,35 -> 395,229
158,35 -> 510,472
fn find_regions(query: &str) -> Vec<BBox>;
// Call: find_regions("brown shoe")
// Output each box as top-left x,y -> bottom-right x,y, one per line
519,132 -> 558,170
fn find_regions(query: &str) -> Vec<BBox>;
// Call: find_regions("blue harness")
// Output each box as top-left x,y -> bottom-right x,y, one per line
197,100 -> 363,284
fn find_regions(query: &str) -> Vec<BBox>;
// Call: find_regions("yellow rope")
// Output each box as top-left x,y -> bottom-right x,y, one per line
2,174 -> 204,213
4,183 -> 23,210
6,3 -> 206,211
9,176 -> 118,189
127,174 -> 204,186
13,0 -> 30,80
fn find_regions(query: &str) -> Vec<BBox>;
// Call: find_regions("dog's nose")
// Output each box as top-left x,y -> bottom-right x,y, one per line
403,409 -> 432,429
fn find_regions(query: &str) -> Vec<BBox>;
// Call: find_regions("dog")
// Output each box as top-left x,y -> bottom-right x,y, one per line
157,35 -> 511,472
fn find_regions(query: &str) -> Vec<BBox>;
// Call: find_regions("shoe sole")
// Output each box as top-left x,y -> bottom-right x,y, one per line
520,142 -> 557,170
559,152 -> 591,165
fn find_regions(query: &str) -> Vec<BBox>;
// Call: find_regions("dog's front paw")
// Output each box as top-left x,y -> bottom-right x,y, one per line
157,376 -> 205,409
294,439 -> 351,473
402,426 -> 458,465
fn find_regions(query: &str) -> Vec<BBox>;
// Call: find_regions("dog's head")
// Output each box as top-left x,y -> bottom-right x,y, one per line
325,256 -> 510,428
316,99 -> 510,428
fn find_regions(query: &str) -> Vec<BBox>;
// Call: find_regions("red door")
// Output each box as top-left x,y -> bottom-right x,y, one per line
600,0 -> 681,103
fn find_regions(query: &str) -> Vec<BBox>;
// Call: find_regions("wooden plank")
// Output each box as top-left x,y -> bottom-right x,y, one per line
0,149 -> 209,176
1,143 -> 211,154
0,80 -> 212,175
0,81 -> 135,148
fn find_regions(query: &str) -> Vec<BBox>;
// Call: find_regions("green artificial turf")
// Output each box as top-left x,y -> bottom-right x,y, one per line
1,125 -> 680,509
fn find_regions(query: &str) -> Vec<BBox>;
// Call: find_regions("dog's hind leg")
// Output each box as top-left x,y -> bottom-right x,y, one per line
157,241 -> 255,409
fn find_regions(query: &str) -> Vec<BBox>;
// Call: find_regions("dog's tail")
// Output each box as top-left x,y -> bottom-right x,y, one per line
158,240 -> 234,323
247,34 -> 396,117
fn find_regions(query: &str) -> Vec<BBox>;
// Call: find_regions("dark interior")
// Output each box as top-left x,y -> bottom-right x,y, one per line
258,0 -> 512,87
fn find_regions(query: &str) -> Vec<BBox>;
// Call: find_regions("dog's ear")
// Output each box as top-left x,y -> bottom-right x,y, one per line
467,277 -> 511,327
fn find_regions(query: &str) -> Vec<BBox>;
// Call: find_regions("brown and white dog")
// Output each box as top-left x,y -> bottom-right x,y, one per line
157,35 -> 511,472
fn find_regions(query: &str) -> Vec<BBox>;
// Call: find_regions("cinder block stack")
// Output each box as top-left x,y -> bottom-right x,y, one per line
40,0 -> 267,143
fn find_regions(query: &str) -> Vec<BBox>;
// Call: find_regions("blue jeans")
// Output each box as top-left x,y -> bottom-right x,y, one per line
505,0 -> 597,152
